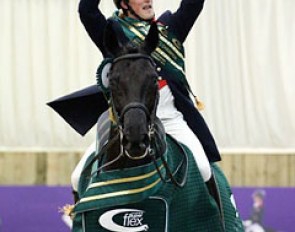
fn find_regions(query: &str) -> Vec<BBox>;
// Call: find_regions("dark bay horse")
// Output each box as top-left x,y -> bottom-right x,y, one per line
72,21 -> 244,232
102,21 -> 163,170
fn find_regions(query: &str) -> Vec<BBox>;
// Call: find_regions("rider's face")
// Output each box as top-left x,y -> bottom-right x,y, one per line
122,0 -> 155,20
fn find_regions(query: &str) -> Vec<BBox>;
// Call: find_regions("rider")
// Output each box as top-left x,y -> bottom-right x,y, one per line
69,0 -> 224,214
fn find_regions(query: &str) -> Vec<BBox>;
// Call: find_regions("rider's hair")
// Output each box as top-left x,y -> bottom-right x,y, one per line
115,0 -> 129,15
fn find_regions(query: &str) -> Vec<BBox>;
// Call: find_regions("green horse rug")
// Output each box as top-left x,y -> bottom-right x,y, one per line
71,135 -> 244,232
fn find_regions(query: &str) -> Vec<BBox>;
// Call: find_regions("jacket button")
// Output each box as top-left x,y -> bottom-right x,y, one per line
156,67 -> 161,72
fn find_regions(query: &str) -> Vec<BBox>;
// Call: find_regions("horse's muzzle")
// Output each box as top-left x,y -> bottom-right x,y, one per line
122,133 -> 150,160
120,107 -> 151,159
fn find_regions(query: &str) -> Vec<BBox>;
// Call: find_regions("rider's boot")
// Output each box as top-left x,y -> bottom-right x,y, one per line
206,173 -> 225,231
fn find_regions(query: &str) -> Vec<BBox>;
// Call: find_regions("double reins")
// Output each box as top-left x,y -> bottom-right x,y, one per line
82,53 -> 188,188
110,52 -> 188,187
81,53 -> 158,176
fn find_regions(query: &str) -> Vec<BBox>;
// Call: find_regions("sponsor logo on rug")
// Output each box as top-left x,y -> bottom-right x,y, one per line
99,209 -> 149,232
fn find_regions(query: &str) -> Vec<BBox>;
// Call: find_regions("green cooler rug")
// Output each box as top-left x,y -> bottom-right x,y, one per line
72,136 -> 244,232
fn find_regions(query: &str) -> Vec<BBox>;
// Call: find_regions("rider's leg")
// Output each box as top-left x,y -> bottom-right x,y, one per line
71,141 -> 96,192
157,86 -> 224,228
71,111 -> 110,195
157,86 -> 211,181
163,117 -> 212,181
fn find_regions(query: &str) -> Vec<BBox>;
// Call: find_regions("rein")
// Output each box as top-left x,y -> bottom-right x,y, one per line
82,53 -> 188,188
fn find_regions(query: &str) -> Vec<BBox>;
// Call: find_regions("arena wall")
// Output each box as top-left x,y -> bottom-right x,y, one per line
0,151 -> 294,186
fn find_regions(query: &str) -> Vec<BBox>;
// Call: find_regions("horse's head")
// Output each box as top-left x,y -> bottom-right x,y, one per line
104,21 -> 160,160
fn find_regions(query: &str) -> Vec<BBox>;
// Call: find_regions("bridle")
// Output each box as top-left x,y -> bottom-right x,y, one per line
109,52 -> 188,188
110,53 -> 158,161
82,53 -> 188,188
119,102 -> 155,160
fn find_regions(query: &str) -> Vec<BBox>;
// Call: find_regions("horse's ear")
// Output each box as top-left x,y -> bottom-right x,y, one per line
142,22 -> 159,55
104,20 -> 129,56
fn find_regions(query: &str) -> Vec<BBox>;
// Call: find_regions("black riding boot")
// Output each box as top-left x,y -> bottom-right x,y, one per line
206,173 -> 225,231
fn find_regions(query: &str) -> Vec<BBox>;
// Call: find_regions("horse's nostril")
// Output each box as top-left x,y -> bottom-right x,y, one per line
122,132 -> 151,159
125,142 -> 132,151
125,142 -> 146,153
139,142 -> 147,151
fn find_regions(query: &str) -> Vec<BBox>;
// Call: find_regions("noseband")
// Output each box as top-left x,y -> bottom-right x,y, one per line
111,53 -> 158,161
82,53 -> 188,188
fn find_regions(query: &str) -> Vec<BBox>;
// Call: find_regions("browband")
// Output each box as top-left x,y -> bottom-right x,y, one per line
113,53 -> 156,67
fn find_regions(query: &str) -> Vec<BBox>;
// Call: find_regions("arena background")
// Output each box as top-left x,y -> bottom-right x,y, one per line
0,0 -> 294,231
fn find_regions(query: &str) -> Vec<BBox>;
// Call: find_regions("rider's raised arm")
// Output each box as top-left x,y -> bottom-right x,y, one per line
78,0 -> 108,56
158,0 -> 205,43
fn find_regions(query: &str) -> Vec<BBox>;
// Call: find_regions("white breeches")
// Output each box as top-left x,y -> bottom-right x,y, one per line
71,112 -> 110,191
71,86 -> 211,191
156,86 -> 211,182
71,141 -> 96,191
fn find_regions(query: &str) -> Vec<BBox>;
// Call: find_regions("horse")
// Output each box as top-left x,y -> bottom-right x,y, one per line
71,21 -> 244,232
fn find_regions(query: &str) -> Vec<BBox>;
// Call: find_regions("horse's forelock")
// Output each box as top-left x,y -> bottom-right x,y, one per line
121,42 -> 142,55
